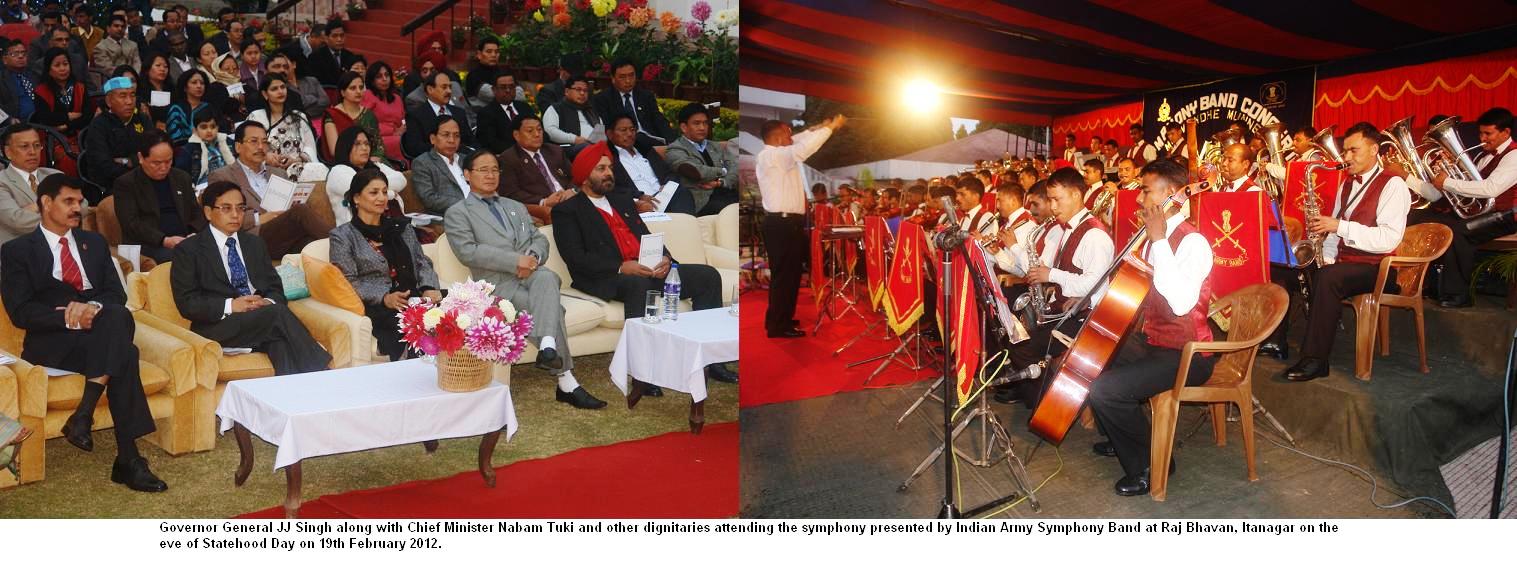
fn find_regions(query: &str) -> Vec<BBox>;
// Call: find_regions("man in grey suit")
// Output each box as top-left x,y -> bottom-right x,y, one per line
444,150 -> 605,410
207,122 -> 333,259
0,124 -> 62,246
663,103 -> 738,216
411,116 -> 470,217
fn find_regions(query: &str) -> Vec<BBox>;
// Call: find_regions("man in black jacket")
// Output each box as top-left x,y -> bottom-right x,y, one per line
550,143 -> 735,384
306,20 -> 357,87
82,77 -> 154,198
606,112 -> 693,214
113,130 -> 203,264
402,71 -> 475,160
591,58 -> 676,146
0,175 -> 167,492
170,182 -> 331,375
475,71 -> 536,154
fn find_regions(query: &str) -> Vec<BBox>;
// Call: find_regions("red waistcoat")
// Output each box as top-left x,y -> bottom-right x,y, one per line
1042,216 -> 1107,305
1334,171 -> 1393,266
1481,144 -> 1517,211
1140,221 -> 1215,351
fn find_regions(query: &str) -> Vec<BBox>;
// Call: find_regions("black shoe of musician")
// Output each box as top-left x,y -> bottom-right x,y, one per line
768,328 -> 805,338
1114,473 -> 1150,496
1283,358 -> 1329,382
992,387 -> 1020,405
1258,342 -> 1287,361
706,364 -> 739,384
556,386 -> 607,409
1438,294 -> 1473,308
1091,441 -> 1116,457
61,414 -> 94,452
111,456 -> 168,493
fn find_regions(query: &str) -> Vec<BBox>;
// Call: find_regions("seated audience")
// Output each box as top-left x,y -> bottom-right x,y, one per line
208,52 -> 245,121
306,20 -> 357,87
361,61 -> 406,161
116,130 -> 203,264
329,168 -> 442,361
591,58 -> 677,145
245,73 -> 327,182
31,47 -> 91,136
500,115 -> 575,211
463,37 -> 500,109
170,181 -> 332,375
444,150 -> 602,409
606,112 -> 690,213
92,15 -> 138,78
474,70 -> 535,154
551,143 -> 736,383
325,127 -> 407,224
237,38 -> 265,93
412,116 -> 471,217
0,124 -> 60,245
324,71 -> 386,163
542,75 -> 603,158
402,69 -> 473,159
0,38 -> 33,125
136,52 -> 173,124
664,103 -> 738,216
174,108 -> 233,185
1,174 -> 167,492
207,121 -> 334,259
82,76 -> 153,193
164,68 -> 211,143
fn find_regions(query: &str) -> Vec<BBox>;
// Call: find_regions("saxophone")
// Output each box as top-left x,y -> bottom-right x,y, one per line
1012,217 -> 1059,327
1290,163 -> 1332,269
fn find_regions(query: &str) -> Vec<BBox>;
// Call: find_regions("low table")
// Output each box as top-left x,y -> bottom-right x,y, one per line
216,359 -> 518,517
609,307 -> 738,433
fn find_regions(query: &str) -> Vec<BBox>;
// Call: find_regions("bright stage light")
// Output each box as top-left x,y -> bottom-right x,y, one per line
903,78 -> 940,112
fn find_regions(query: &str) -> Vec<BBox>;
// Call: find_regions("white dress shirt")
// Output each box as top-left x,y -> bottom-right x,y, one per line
542,105 -> 605,145
1127,141 -> 1157,163
239,161 -> 270,199
1406,137 -> 1517,201
1144,213 -> 1213,316
1323,165 -> 1410,263
615,145 -> 661,196
958,204 -> 996,236
439,151 -> 469,199
997,210 -> 1113,297
1227,175 -> 1262,193
991,208 -> 1038,273
40,227 -> 92,290
757,127 -> 834,214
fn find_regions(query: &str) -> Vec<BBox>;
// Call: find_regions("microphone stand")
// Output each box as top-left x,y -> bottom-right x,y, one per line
933,201 -> 963,519
1494,326 -> 1516,518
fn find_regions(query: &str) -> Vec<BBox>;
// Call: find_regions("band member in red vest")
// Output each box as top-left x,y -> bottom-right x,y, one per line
1062,133 -> 1082,166
1125,123 -> 1157,165
1404,107 -> 1517,308
1082,157 -> 1108,210
1283,123 -> 1411,382
954,176 -> 997,237
990,169 -> 1114,405
1086,158 -> 1216,496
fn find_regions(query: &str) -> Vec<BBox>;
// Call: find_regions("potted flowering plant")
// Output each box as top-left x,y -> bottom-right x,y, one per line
398,280 -> 535,392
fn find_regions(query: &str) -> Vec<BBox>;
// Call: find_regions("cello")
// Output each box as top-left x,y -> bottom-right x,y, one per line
1027,176 -> 1217,444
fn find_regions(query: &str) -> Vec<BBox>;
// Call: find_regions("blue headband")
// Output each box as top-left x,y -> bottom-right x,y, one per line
104,76 -> 134,93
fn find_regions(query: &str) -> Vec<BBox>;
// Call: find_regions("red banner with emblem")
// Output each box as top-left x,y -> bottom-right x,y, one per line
1110,189 -> 1144,251
883,222 -> 928,335
1283,161 -> 1344,229
1194,191 -> 1269,300
864,216 -> 889,310
949,248 -> 981,406
809,205 -> 837,305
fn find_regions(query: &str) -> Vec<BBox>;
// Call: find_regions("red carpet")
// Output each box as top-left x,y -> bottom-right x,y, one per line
237,423 -> 737,518
740,288 -> 937,408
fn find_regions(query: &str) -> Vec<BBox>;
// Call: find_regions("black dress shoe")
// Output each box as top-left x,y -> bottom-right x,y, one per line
1283,358 -> 1329,382
555,386 -> 607,409
644,384 -> 664,397
1114,473 -> 1150,496
62,414 -> 93,452
1091,441 -> 1116,457
533,347 -> 562,371
1438,294 -> 1473,308
706,364 -> 739,384
111,457 -> 168,493
992,388 -> 1020,405
1258,342 -> 1287,360
767,328 -> 804,338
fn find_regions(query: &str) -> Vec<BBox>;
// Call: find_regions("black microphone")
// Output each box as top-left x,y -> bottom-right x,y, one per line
934,196 -> 968,250
938,196 -> 960,225
1463,209 -> 1516,233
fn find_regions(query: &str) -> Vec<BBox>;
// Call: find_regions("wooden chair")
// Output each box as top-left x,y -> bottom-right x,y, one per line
1339,223 -> 1453,381
1149,283 -> 1288,501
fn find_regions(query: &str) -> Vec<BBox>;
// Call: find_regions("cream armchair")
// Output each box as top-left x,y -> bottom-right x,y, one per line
0,364 -> 18,489
126,263 -> 352,452
0,298 -> 204,484
654,207 -> 739,303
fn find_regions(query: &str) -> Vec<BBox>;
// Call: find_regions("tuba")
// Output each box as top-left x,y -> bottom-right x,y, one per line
1308,126 -> 1345,162
1380,116 -> 1435,209
1423,116 -> 1494,218
1200,129 -> 1244,167
1257,122 -> 1290,201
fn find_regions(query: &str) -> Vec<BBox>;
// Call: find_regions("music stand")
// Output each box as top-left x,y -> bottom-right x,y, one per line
812,224 -> 868,334
834,222 -> 897,356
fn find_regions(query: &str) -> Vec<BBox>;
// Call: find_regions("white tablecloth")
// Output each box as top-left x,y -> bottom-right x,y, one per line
216,359 -> 517,471
608,308 -> 739,402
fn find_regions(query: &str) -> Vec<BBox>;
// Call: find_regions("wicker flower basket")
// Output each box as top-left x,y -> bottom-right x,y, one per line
436,349 -> 491,392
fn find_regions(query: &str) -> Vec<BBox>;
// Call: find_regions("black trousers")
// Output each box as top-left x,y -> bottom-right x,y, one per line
763,213 -> 807,334
365,302 -> 409,362
696,186 -> 739,217
1266,264 -> 1305,348
28,305 -> 155,442
610,263 -> 724,319
1409,208 -> 1517,298
141,244 -> 174,264
194,303 -> 332,375
1002,311 -> 1081,407
1300,262 -> 1397,361
1088,336 -> 1217,477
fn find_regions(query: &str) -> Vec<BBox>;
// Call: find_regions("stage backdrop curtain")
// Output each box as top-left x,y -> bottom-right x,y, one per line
1051,101 -> 1142,162
1314,47 -> 1517,134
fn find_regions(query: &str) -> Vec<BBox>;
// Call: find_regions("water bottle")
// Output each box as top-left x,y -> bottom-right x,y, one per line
662,265 -> 681,321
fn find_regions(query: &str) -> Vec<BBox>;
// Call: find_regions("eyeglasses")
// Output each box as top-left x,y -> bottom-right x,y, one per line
211,205 -> 250,214
469,167 -> 501,175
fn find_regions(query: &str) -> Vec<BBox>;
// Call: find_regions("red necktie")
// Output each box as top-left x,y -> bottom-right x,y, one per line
59,238 -> 83,292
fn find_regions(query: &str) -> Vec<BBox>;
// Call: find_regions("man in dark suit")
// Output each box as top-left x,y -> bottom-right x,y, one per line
306,20 -> 356,87
82,77 -> 154,197
500,115 -> 575,210
206,122 -> 334,260
606,112 -> 693,214
170,181 -> 331,375
591,58 -> 676,146
402,70 -> 475,160
475,71 -> 536,154
113,130 -> 203,264
0,175 -> 167,492
551,143 -> 735,383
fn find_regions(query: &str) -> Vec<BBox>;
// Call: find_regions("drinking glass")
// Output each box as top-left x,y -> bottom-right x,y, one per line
644,290 -> 663,324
